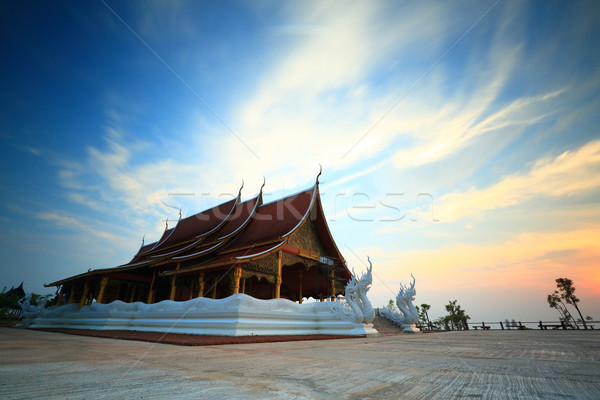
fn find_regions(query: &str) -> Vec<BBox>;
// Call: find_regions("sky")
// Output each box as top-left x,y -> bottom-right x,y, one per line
1,0 -> 599,323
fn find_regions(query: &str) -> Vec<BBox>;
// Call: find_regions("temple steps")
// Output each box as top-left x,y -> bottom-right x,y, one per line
372,309 -> 405,335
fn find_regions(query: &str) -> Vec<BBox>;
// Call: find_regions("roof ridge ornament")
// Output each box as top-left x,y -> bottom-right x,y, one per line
141,234 -> 145,246
238,179 -> 244,199
256,177 -> 266,206
316,164 -> 322,185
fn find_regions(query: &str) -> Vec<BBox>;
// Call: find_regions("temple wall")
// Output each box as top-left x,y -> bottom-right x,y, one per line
20,294 -> 377,337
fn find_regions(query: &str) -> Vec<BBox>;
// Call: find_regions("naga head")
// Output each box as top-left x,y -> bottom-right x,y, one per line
397,274 -> 416,302
345,275 -> 358,298
355,257 -> 373,292
17,294 -> 31,309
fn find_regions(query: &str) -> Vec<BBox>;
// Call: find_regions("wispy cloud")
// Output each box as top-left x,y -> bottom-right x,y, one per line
55,133 -> 198,239
53,1 -> 579,245
67,193 -> 107,213
35,211 -> 119,241
23,146 -> 42,156
326,159 -> 390,188
391,87 -> 565,169
437,139 -> 600,222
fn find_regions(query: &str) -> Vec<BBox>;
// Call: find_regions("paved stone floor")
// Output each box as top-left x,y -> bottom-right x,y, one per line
0,328 -> 599,399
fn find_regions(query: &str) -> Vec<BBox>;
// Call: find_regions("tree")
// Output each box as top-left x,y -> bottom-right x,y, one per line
547,293 -> 576,328
443,300 -> 470,330
432,316 -> 445,330
385,299 -> 398,313
0,290 -> 21,311
548,278 -> 589,329
418,303 -> 432,329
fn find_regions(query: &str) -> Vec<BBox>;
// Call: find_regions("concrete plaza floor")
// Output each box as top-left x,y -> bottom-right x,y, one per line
0,328 -> 599,399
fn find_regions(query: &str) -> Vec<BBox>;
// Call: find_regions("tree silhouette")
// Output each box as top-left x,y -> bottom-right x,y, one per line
547,292 -> 576,328
420,303 -> 432,329
553,278 -> 588,329
443,300 -> 470,330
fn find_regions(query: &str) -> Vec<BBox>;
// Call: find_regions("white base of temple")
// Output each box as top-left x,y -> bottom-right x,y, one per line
19,294 -> 378,337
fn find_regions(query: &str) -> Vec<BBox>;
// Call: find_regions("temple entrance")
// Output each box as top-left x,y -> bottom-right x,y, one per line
244,276 -> 274,299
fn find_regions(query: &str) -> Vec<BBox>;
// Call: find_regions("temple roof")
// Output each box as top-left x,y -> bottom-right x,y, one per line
47,176 -> 346,286
3,282 -> 25,298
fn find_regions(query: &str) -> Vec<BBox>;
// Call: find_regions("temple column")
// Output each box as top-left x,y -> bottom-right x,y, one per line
232,265 -> 242,294
97,276 -> 109,304
129,285 -> 137,303
211,276 -> 217,299
78,279 -> 90,310
330,269 -> 335,300
241,278 -> 246,294
67,285 -> 76,304
170,263 -> 180,301
198,272 -> 205,297
55,285 -> 65,306
188,278 -> 195,300
298,271 -> 303,304
274,251 -> 282,298
147,270 -> 157,304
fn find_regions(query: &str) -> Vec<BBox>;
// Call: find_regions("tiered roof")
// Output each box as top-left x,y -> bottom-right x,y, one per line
47,176 -> 347,286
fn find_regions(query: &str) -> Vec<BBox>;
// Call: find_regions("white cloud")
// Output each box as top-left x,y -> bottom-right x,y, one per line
35,212 -> 119,242
225,1 -> 458,172
437,139 -> 600,222
24,146 -> 42,156
327,159 -> 389,188
67,193 -> 106,213
49,1 -> 597,252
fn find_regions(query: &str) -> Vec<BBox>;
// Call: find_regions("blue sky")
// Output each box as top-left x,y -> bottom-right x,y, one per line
1,0 -> 599,322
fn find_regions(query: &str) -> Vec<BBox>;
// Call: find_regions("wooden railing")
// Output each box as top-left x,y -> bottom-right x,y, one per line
413,320 -> 598,331
464,320 -> 598,330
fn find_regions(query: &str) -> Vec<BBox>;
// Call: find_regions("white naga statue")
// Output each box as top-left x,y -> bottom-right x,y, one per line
17,294 -> 49,321
344,257 -> 375,324
380,274 -> 420,332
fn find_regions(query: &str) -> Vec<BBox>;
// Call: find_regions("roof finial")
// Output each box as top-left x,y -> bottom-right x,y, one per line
261,176 -> 266,190
316,164 -> 322,185
238,179 -> 244,199
142,234 -> 145,246
178,208 -> 182,220
165,219 -> 169,229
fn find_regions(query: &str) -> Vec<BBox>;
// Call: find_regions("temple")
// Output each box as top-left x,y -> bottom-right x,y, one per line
46,176 -> 352,310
